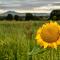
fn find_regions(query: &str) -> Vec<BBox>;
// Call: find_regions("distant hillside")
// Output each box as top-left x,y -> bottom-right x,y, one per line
32,13 -> 50,16
0,11 -> 50,17
0,11 -> 26,16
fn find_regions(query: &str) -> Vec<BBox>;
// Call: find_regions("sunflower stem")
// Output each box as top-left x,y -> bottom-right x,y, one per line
50,48 -> 53,60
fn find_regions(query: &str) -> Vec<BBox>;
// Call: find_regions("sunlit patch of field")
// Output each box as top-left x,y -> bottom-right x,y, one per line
0,21 -> 60,60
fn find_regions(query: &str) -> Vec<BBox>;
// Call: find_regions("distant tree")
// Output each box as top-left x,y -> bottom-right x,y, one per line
49,9 -> 60,20
25,13 -> 34,20
6,14 -> 13,20
14,15 -> 20,21
52,16 -> 57,20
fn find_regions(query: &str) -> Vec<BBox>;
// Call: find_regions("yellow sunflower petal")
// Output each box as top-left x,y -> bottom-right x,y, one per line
37,28 -> 41,34
43,42 -> 48,48
52,43 -> 57,49
36,21 -> 60,48
35,34 -> 40,40
56,39 -> 60,45
36,39 -> 42,45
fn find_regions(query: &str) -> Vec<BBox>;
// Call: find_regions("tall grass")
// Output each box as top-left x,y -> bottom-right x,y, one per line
0,21 -> 60,60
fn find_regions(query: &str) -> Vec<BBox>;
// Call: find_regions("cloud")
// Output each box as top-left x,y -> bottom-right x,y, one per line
0,0 -> 60,10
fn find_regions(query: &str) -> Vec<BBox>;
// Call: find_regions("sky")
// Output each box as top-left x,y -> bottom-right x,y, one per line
0,0 -> 60,13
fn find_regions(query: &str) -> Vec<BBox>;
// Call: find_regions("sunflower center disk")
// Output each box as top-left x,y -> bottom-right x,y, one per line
41,24 -> 59,43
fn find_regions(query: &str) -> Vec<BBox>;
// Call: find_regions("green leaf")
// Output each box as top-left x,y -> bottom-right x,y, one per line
28,45 -> 48,56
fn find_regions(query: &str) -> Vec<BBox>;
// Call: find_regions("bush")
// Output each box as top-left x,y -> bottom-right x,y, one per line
5,14 -> 13,20
14,15 -> 20,21
25,13 -> 34,20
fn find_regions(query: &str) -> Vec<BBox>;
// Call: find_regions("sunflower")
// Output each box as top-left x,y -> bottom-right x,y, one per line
36,21 -> 60,48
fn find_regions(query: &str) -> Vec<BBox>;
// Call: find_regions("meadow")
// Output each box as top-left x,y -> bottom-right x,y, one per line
0,21 -> 60,60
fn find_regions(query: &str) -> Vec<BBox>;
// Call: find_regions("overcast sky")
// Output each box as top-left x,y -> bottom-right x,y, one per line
0,0 -> 59,14
0,0 -> 59,10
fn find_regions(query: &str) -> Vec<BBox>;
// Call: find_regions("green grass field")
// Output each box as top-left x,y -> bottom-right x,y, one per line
0,21 -> 60,60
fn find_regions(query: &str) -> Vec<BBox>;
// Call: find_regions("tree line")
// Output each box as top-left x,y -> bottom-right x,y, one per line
0,14 -> 22,21
0,10 -> 60,21
0,13 -> 48,21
